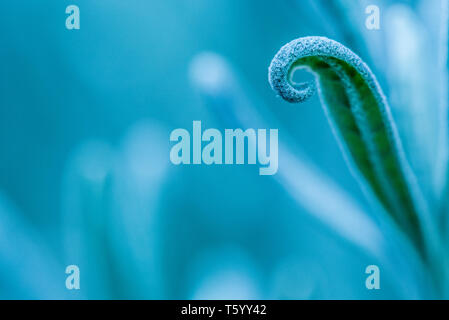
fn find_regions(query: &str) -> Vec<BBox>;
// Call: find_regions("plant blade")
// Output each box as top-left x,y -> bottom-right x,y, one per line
268,36 -> 429,255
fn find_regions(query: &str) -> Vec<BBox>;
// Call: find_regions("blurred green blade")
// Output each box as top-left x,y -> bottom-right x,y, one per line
439,0 -> 449,241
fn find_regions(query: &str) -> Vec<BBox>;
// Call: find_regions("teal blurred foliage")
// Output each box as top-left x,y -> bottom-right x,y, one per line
0,0 -> 445,299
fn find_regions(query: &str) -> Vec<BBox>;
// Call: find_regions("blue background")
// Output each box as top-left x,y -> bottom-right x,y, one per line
0,0 -> 444,299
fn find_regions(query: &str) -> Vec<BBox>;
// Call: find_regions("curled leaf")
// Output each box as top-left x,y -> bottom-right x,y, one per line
268,36 -> 428,255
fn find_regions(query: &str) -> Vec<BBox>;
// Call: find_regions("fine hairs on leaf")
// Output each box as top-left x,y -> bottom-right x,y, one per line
268,36 -> 434,260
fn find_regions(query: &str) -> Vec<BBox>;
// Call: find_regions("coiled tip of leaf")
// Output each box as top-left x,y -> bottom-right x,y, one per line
269,36 -> 355,103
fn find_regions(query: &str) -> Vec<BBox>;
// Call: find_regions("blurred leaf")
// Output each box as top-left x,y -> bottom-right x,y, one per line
385,5 -> 440,201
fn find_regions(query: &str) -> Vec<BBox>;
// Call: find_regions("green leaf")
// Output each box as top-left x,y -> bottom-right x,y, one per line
268,36 -> 429,256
